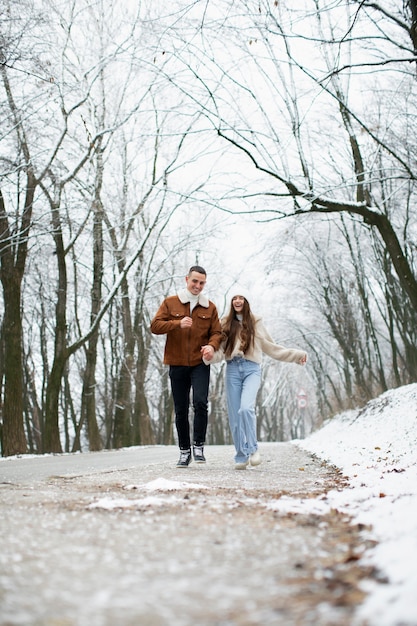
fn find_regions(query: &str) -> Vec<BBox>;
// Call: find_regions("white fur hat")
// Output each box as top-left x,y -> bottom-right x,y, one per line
228,284 -> 251,302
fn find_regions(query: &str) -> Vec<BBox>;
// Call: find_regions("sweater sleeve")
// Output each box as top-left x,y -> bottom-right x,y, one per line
257,320 -> 307,364
203,344 -> 225,366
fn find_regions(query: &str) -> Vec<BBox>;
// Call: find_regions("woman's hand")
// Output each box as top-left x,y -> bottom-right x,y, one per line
299,354 -> 307,365
201,345 -> 214,361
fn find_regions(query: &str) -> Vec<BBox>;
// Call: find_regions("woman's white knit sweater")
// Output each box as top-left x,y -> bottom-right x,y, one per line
207,316 -> 307,365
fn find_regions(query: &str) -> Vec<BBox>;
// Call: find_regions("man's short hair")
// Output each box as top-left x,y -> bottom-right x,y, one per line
188,265 -> 206,276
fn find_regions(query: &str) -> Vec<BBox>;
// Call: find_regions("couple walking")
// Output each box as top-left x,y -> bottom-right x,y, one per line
150,266 -> 307,469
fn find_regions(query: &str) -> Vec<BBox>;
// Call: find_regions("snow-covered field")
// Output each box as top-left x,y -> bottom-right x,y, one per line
297,383 -> 417,626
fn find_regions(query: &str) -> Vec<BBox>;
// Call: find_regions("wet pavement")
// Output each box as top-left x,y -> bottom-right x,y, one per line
0,443 -> 377,625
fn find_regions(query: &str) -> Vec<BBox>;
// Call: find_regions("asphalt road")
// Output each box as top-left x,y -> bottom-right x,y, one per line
0,443 -> 375,626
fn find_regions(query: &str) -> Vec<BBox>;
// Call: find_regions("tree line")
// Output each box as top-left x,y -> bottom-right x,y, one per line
1,0 -> 416,456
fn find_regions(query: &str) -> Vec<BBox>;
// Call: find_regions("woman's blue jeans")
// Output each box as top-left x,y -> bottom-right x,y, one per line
225,357 -> 261,463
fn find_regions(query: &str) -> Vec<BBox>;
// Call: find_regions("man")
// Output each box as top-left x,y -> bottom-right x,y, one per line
150,266 -> 222,467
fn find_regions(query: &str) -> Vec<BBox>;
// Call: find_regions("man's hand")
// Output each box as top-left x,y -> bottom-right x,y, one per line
180,316 -> 193,329
201,345 -> 214,361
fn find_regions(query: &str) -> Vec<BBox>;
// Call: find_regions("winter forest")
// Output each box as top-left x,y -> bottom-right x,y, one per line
1,0 -> 416,457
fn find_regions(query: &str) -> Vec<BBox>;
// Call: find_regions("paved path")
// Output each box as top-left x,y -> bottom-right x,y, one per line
0,443 -> 375,625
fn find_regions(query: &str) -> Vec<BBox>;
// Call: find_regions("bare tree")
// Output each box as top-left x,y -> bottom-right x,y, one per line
1,0 -> 211,454
159,0 -> 417,408
0,0 -> 48,454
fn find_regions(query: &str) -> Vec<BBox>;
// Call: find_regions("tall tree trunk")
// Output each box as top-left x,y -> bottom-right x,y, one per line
134,350 -> 155,445
24,361 -> 43,453
43,355 -> 66,452
0,66 -> 37,455
77,146 -> 105,452
0,171 -> 35,455
112,360 -> 133,448
112,273 -> 135,448
1,280 -> 27,455
158,366 -> 174,445
73,340 -> 102,453
133,311 -> 154,445
42,203 -> 67,453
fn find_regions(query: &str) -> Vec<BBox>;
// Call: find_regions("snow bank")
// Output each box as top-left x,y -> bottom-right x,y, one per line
297,383 -> 417,626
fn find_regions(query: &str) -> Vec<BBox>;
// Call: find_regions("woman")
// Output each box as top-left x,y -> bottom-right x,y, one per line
206,287 -> 307,469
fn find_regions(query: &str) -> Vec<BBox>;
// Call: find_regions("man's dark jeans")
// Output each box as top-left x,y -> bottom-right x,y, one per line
169,362 -> 210,450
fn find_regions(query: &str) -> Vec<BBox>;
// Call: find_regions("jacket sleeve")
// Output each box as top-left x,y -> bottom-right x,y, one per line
150,299 -> 181,335
257,320 -> 307,364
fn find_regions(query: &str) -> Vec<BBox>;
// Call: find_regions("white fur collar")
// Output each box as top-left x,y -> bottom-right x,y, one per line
177,288 -> 209,308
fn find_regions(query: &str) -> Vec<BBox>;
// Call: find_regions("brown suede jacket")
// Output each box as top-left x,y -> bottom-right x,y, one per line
150,291 -> 222,366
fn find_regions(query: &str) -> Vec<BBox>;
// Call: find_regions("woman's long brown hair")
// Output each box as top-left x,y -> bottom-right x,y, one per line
222,298 -> 255,358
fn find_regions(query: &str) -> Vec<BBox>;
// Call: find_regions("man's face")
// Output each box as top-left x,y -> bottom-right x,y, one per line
185,271 -> 206,295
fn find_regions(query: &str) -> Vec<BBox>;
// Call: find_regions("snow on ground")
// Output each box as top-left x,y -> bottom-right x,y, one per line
296,383 -> 417,626
1,384 -> 416,625
88,478 -> 209,511
76,383 -> 417,625
55,384 -> 417,626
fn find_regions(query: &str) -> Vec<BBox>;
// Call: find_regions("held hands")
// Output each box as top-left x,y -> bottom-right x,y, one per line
180,316 -> 193,329
201,345 -> 214,361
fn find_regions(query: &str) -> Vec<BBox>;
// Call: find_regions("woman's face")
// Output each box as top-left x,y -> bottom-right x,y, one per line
232,296 -> 245,313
